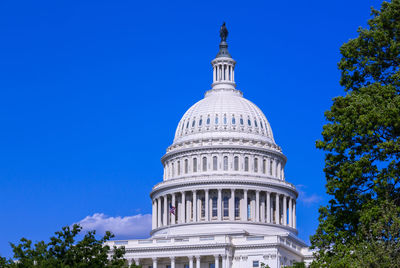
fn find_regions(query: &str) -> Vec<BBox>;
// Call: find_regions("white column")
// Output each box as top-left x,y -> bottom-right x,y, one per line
181,191 -> 186,224
293,201 -> 296,228
232,66 -> 235,82
260,193 -> 265,222
289,197 -> 293,227
217,189 -> 222,221
171,193 -> 176,225
205,189 -> 209,221
222,255 -> 226,268
213,66 -> 216,82
170,257 -> 175,268
275,194 -> 280,224
266,192 -> 271,223
225,65 -> 228,81
152,258 -> 158,268
189,256 -> 194,268
152,200 -> 156,229
193,190 -> 197,222
255,190 -> 260,222
196,256 -> 200,268
134,258 -> 140,266
214,255 -> 220,268
272,159 -> 276,178
283,195 -> 287,226
157,197 -> 161,227
163,195 -> 168,226
243,189 -> 248,221
230,189 -> 235,221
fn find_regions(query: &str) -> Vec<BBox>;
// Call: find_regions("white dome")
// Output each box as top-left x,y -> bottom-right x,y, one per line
173,88 -> 275,145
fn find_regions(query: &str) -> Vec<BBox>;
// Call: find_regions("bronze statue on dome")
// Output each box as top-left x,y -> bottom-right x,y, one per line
220,22 -> 228,42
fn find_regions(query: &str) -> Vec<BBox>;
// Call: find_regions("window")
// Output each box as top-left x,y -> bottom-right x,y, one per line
201,197 -> 205,218
248,119 -> 251,126
185,159 -> 188,174
171,163 -> 174,177
212,197 -> 218,217
234,156 -> 239,171
263,159 -> 266,174
253,261 -> 259,267
247,198 -> 251,219
193,158 -> 197,172
213,156 -> 218,171
245,157 -> 249,171
192,120 -> 195,127
215,116 -> 219,125
184,265 -> 189,268
202,157 -> 207,171
232,116 -> 236,125
199,118 -> 202,126
186,121 -> 189,128
207,117 -> 210,125
223,115 -> 227,124
223,196 -> 229,217
177,161 -> 181,175
254,158 -> 258,172
260,121 -> 264,129
270,160 -> 273,175
240,117 -> 244,125
235,197 -> 240,217
223,156 -> 228,171
167,266 -> 171,268
254,120 -> 258,127
209,264 -> 215,268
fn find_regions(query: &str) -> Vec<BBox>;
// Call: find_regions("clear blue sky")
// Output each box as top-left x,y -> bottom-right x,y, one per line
0,0 -> 383,258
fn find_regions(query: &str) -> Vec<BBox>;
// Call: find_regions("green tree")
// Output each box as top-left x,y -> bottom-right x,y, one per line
0,224 -> 126,268
310,0 -> 400,267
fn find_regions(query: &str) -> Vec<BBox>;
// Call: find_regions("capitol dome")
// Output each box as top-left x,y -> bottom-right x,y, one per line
173,88 -> 275,145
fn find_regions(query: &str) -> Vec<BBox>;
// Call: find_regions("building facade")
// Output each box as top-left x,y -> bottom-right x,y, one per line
106,25 -> 313,268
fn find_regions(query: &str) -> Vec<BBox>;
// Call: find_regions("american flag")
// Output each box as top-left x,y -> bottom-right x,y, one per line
169,203 -> 176,215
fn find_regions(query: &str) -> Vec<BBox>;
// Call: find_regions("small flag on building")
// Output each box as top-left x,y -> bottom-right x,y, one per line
169,203 -> 176,215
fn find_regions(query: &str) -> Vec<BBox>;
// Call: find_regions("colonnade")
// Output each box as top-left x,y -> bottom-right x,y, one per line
152,188 -> 296,230
130,254 -> 232,268
164,154 -> 284,181
213,62 -> 234,83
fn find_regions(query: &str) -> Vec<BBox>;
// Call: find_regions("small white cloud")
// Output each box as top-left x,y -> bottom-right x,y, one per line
296,185 -> 322,206
76,213 -> 152,239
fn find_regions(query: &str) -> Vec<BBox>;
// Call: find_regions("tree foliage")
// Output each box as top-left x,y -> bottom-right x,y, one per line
310,0 -> 400,267
0,224 -> 126,268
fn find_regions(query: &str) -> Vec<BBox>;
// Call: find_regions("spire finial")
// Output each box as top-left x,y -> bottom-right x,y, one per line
220,22 -> 228,42
216,22 -> 231,58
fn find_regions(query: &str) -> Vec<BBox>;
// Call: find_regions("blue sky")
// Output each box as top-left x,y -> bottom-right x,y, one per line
0,0 -> 383,258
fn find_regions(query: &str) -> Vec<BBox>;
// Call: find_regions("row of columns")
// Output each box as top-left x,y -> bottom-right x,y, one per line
130,255 -> 231,268
164,154 -> 284,180
152,189 -> 296,229
213,63 -> 234,83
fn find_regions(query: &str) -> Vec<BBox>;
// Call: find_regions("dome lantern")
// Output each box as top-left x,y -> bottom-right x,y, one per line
211,22 -> 236,91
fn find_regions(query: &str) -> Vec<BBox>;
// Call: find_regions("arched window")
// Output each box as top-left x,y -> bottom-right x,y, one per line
202,157 -> 207,171
260,121 -> 264,129
263,159 -> 266,174
254,120 -> 258,127
193,158 -> 197,172
232,116 -> 236,125
186,121 -> 189,129
207,117 -> 210,125
254,158 -> 258,172
240,117 -> 244,125
248,119 -> 251,126
199,118 -> 202,126
192,120 -> 196,127
270,160 -> 273,175
215,116 -> 219,125
212,197 -> 218,217
177,161 -> 181,175
245,157 -> 249,171
213,156 -> 218,171
223,115 -> 227,124
234,156 -> 239,171
235,197 -> 240,218
185,159 -> 188,174
171,163 -> 174,177
223,156 -> 228,171
223,196 -> 229,217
